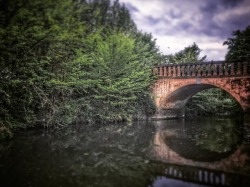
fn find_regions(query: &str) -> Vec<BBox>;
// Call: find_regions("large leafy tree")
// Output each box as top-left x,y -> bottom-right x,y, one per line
72,31 -> 156,124
223,25 -> 250,62
0,0 -> 161,139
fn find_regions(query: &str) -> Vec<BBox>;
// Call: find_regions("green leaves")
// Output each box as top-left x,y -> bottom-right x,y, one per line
0,0 -> 161,139
75,31 -> 155,123
185,88 -> 242,117
223,25 -> 250,62
0,0 -> 85,137
165,43 -> 206,64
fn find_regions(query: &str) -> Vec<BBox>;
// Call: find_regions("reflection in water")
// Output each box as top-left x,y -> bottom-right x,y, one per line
150,176 -> 212,187
152,117 -> 243,161
149,117 -> 250,172
0,117 -> 250,187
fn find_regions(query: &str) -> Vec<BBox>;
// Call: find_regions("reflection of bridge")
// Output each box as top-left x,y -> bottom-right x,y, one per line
149,124 -> 250,187
152,61 -> 250,119
164,164 -> 227,186
151,162 -> 250,187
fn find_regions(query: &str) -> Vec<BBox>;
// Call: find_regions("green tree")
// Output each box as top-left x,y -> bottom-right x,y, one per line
73,31 -> 155,123
134,32 -> 164,66
223,25 -> 250,62
0,0 -> 161,139
165,43 -> 206,64
79,0 -> 136,34
0,0 -> 85,137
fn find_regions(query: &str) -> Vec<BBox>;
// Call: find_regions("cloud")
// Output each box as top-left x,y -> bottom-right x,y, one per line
124,2 -> 139,13
118,0 -> 250,60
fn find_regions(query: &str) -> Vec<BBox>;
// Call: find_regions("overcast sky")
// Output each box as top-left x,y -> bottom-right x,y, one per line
118,0 -> 250,61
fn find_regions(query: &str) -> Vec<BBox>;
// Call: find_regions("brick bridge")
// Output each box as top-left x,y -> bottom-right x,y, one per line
152,61 -> 250,119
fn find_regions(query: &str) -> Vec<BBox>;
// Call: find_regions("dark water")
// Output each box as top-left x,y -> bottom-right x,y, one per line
1,117 -> 250,187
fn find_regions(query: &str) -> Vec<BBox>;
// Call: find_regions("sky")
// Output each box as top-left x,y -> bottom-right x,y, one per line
118,0 -> 250,61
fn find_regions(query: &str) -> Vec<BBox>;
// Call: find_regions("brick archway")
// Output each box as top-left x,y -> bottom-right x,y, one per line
152,61 -> 250,119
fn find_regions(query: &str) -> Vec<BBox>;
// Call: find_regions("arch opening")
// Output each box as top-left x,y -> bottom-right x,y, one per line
154,84 -> 244,119
185,88 -> 243,117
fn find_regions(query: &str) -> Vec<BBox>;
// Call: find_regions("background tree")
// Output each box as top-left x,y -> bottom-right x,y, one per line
79,0 -> 137,34
223,25 -> 250,62
165,43 -> 206,64
185,89 -> 242,117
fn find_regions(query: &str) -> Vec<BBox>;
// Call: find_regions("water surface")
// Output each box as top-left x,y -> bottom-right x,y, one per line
0,117 -> 250,187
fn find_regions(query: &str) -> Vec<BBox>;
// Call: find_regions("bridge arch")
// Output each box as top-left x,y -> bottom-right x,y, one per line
157,83 -> 243,119
152,61 -> 250,119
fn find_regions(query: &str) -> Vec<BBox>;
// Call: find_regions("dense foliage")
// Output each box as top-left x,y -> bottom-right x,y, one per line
185,88 -> 242,117
223,25 -> 250,62
0,0 -> 163,139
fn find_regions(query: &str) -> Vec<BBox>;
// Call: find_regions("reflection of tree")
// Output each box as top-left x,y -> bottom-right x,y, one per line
194,119 -> 242,152
161,117 -> 243,161
1,121 -> 160,187
44,122 -> 157,187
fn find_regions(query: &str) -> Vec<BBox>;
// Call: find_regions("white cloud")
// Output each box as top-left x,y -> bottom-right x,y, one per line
118,0 -> 250,61
154,34 -> 227,60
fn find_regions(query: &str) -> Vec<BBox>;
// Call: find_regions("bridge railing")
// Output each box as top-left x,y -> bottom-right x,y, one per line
162,164 -> 248,186
153,61 -> 250,78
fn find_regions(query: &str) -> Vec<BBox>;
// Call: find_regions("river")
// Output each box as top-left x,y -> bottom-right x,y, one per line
0,117 -> 250,187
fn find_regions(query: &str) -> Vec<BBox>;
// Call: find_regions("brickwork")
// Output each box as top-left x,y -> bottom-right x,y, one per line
152,61 -> 250,119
